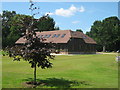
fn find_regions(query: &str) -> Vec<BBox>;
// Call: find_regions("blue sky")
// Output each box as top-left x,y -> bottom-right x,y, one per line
2,2 -> 118,33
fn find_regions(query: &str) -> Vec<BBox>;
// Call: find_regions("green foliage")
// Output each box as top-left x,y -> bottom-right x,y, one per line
2,10 -> 16,38
86,16 -> 120,52
76,29 -> 83,33
2,11 -> 32,47
11,14 -> 33,33
36,15 -> 55,31
2,10 -> 18,48
54,26 -> 60,30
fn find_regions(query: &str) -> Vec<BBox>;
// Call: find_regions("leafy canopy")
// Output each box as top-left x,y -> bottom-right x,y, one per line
86,16 -> 120,51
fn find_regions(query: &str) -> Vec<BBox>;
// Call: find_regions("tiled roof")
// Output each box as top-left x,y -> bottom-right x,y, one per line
70,31 -> 97,44
15,30 -> 97,44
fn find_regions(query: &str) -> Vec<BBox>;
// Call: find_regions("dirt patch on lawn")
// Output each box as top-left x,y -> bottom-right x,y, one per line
22,81 -> 47,88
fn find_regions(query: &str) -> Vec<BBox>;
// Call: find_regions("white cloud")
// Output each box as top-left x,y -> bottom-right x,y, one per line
55,5 -> 85,17
45,5 -> 85,17
55,8 -> 74,17
72,21 -> 80,24
69,5 -> 77,12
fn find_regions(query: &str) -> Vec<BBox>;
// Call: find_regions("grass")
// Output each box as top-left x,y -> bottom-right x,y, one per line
2,54 -> 118,88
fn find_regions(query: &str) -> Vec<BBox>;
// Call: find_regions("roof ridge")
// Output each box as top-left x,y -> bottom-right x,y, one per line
37,30 -> 72,33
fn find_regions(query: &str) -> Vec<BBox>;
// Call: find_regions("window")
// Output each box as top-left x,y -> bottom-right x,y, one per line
44,35 -> 48,38
61,34 -> 66,38
56,34 -> 60,38
39,35 -> 43,38
47,34 -> 51,38
52,34 -> 56,38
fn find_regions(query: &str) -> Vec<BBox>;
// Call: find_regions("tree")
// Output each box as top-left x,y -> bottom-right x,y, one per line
6,26 -> 21,46
86,16 -> 120,52
102,17 -> 120,51
36,15 -> 55,31
11,14 -> 33,34
2,10 -> 17,48
2,10 -> 16,37
54,26 -> 60,30
6,30 -> 55,85
5,0 -> 55,85
76,29 -> 83,33
2,10 -> 34,48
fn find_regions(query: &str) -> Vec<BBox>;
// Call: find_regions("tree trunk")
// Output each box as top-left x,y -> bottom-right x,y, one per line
103,46 -> 106,52
34,64 -> 36,85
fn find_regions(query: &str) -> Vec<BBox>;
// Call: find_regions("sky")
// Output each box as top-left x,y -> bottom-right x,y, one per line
2,2 -> 118,33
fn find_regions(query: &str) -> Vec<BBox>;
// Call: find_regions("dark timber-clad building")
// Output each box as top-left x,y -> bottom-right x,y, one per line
16,30 -> 97,54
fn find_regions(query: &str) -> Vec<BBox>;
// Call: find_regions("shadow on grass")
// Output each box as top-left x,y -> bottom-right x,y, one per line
22,78 -> 89,88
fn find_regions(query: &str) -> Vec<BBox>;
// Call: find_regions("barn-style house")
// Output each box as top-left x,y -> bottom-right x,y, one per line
16,30 -> 97,54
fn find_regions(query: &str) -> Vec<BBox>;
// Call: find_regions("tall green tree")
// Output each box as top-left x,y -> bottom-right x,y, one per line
2,11 -> 16,37
2,11 -> 34,48
6,26 -> 21,46
86,16 -> 120,52
36,15 -> 55,31
104,17 -> 120,51
11,14 -> 33,34
2,10 -> 17,47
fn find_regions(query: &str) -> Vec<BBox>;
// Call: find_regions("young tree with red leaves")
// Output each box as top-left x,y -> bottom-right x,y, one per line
5,0 -> 55,85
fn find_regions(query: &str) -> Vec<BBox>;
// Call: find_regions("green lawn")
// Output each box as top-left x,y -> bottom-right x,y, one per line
2,54 -> 118,88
